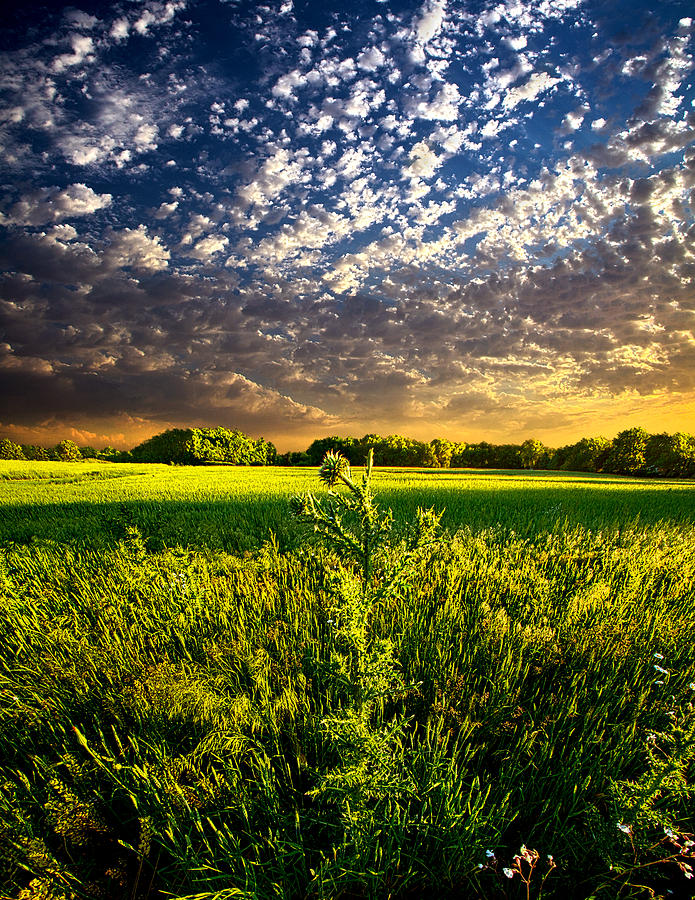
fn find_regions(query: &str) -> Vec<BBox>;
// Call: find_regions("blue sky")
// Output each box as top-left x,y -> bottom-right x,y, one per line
0,0 -> 694,450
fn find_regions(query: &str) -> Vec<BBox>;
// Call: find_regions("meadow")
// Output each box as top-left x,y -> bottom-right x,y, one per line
0,461 -> 694,899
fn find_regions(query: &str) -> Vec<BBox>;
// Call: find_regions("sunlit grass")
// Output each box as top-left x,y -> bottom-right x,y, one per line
0,460 -> 694,898
1,460 -> 693,551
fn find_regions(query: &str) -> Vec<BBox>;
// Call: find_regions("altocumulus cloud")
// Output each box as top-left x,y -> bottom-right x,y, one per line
0,0 -> 694,450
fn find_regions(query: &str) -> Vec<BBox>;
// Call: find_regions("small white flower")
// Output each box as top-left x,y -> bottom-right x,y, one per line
617,822 -> 632,835
664,827 -> 676,838
654,680 -> 665,685
503,867 -> 515,879
485,849 -> 495,858
653,653 -> 664,660
689,683 -> 695,691
654,665 -> 669,675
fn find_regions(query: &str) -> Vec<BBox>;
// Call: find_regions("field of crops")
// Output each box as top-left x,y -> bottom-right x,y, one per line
1,461 -> 694,899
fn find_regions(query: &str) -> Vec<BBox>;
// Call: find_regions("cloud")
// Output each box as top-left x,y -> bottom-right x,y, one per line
503,71 -> 561,110
104,226 -> 170,271
52,35 -> 95,73
188,234 -> 229,259
410,81 -> 461,120
2,0 -> 695,448
1,184 -> 112,226
403,141 -> 442,179
413,0 -> 448,45
357,46 -> 386,71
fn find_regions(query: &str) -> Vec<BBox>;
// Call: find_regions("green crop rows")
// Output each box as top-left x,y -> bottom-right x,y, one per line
0,461 -> 694,899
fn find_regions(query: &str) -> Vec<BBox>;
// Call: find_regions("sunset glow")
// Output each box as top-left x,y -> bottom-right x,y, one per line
1,0 -> 694,451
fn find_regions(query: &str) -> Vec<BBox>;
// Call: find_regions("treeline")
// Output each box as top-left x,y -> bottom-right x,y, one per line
0,438 -> 119,462
2,426 -> 694,476
297,427 -> 695,477
0,428 -> 276,467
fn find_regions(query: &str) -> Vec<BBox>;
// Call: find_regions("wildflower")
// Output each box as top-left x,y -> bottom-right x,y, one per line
678,861 -> 693,879
477,863 -> 484,869
654,680 -> 665,685
654,664 -> 669,675
485,850 -> 495,858
617,823 -> 632,835
653,653 -> 665,660
689,683 -> 695,691
664,827 -> 676,839
503,867 -> 515,879
547,854 -> 554,863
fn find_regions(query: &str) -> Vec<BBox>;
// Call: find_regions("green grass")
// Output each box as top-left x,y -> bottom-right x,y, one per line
2,461 -> 693,551
0,461 -> 694,899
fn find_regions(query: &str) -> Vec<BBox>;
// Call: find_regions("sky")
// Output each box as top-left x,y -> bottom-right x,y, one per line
0,0 -> 694,453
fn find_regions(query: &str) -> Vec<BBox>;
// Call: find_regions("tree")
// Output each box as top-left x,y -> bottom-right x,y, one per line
429,438 -> 455,468
130,427 -> 274,465
307,436 -> 360,466
520,439 -> 547,469
0,439 -> 25,460
21,444 -> 50,461
553,436 -> 611,472
53,440 -> 81,462
645,432 -> 695,477
605,428 -> 649,475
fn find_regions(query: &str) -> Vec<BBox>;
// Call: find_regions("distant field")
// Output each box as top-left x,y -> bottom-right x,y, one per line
1,460 -> 694,551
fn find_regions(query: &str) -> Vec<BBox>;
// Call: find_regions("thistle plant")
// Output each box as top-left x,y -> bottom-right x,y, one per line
290,449 -> 389,591
291,451 -> 443,824
290,448 -> 442,597
290,448 -> 443,709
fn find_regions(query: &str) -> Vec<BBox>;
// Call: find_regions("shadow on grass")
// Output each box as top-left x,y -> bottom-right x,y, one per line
2,478 -> 695,553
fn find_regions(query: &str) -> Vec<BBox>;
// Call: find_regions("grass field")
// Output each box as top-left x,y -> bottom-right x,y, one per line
1,460 -> 694,550
1,461 -> 694,899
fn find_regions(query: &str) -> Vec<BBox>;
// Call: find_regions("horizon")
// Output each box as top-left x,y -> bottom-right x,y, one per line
1,0 -> 694,453
1,421 -> 686,457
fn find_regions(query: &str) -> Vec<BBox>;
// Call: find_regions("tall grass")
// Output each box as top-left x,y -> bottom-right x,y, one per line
0,462 -> 693,898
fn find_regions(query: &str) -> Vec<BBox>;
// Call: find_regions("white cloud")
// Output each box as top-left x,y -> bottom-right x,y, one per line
133,122 -> 158,152
52,35 -> 94,73
272,70 -> 305,101
480,119 -> 501,138
65,10 -> 99,29
106,225 -> 170,271
154,201 -> 179,219
414,0 -> 447,44
412,81 -> 461,120
404,141 -> 442,179
2,183 -> 112,226
563,109 -> 584,130
110,18 -> 129,41
357,46 -> 386,71
189,234 -> 229,259
503,71 -> 561,110
133,2 -> 185,36
506,35 -> 528,50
